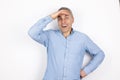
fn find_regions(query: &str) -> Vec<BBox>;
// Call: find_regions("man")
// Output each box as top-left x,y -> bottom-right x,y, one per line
28,7 -> 105,80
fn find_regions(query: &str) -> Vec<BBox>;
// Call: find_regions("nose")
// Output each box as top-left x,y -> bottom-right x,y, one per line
61,19 -> 65,24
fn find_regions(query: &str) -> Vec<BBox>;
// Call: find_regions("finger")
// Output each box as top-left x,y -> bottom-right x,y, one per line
58,10 -> 69,15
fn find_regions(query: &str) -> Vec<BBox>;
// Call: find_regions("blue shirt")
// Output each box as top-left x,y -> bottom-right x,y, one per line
28,16 -> 105,80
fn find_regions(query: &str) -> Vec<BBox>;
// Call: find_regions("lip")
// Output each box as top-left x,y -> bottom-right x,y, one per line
61,26 -> 67,28
61,24 -> 67,28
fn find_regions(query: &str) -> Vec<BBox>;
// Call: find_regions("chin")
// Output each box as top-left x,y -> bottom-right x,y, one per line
61,29 -> 69,33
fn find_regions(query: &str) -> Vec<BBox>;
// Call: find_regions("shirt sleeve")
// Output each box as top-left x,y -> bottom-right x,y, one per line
83,35 -> 105,75
28,16 -> 53,47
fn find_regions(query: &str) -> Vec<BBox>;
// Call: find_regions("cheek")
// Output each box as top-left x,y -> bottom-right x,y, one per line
58,21 -> 61,26
68,21 -> 73,26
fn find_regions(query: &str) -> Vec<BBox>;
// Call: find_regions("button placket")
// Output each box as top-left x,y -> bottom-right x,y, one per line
63,38 -> 70,80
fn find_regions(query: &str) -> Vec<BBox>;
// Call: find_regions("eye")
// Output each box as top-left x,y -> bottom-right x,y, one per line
57,16 -> 61,20
65,16 -> 69,19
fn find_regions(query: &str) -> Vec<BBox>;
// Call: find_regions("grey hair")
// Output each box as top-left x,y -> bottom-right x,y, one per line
58,7 -> 73,17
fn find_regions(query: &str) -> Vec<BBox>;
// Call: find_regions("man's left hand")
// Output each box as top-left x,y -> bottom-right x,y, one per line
80,70 -> 87,78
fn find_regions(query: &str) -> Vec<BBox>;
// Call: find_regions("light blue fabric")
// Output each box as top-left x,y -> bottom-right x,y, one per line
28,16 -> 105,80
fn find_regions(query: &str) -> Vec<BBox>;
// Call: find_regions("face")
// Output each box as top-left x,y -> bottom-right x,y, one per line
57,10 -> 74,33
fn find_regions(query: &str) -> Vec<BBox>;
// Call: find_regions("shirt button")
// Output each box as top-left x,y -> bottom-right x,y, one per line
63,75 -> 67,78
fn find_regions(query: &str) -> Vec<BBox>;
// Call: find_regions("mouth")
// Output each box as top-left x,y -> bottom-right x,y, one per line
61,24 -> 67,28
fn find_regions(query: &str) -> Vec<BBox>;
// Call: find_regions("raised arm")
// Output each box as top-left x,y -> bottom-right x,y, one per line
28,11 -> 62,47
28,16 -> 53,47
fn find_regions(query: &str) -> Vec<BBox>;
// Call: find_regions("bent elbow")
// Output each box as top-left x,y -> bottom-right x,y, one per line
28,29 -> 31,37
99,50 -> 105,61
28,29 -> 34,38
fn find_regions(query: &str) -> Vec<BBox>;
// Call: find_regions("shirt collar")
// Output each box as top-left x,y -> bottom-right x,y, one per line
58,28 -> 74,35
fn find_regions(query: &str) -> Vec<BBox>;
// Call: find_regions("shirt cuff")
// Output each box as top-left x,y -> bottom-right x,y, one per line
82,67 -> 91,75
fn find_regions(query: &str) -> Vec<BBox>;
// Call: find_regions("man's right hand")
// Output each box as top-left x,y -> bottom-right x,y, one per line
50,11 -> 61,19
50,10 -> 69,20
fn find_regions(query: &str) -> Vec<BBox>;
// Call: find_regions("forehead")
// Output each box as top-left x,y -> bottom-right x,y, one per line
60,10 -> 71,15
58,10 -> 72,18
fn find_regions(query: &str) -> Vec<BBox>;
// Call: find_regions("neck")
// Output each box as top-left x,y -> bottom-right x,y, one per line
62,28 -> 72,38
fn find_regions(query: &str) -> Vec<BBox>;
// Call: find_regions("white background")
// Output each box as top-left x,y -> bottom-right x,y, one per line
0,0 -> 120,80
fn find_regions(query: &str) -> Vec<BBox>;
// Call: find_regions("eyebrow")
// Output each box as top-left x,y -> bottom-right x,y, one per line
65,15 -> 69,17
58,14 -> 69,17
